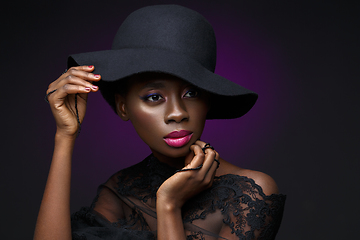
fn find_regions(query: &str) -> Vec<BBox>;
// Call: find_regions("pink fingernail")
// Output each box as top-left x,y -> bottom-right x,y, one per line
92,85 -> 98,90
94,74 -> 100,78
88,65 -> 93,68
85,87 -> 91,91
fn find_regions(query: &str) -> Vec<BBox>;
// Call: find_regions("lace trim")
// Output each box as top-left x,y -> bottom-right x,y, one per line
72,154 -> 285,240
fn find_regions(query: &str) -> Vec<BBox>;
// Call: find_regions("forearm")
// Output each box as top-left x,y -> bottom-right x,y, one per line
156,197 -> 186,240
34,133 -> 76,240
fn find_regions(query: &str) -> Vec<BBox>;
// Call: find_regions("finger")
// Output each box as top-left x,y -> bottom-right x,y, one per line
194,141 -> 216,168
48,83 -> 92,105
193,140 -> 216,155
214,150 -> 220,168
48,75 -> 99,96
66,65 -> 96,75
193,139 -> 206,148
48,65 -> 100,92
203,151 -> 220,186
210,150 -> 220,174
186,144 -> 205,169
201,146 -> 216,170
184,149 -> 195,166
62,67 -> 101,84
187,140 -> 215,172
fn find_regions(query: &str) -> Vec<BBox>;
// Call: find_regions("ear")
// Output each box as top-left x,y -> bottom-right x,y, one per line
115,94 -> 130,121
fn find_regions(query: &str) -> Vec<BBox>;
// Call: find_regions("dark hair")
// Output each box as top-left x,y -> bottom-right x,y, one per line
97,76 -> 131,113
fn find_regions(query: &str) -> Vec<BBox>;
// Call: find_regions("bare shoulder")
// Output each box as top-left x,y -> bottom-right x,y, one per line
238,168 -> 279,196
217,158 -> 279,196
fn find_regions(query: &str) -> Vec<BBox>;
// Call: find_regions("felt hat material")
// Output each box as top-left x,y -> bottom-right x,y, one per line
68,5 -> 258,119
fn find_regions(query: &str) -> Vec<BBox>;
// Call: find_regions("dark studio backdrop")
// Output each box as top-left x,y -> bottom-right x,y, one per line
1,0 -> 359,239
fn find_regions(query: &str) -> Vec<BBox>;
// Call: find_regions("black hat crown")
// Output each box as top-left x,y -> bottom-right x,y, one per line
112,5 -> 217,72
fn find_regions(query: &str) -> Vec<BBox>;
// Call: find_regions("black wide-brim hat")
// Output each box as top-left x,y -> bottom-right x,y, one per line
67,4 -> 258,119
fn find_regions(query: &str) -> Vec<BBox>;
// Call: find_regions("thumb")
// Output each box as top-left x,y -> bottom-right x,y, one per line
184,146 -> 195,167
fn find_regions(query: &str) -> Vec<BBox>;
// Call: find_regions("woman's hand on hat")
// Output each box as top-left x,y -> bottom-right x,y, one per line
46,65 -> 100,138
156,140 -> 219,209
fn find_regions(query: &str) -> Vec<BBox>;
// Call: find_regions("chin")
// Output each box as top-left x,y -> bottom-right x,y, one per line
169,151 -> 189,159
151,145 -> 191,160
165,147 -> 191,158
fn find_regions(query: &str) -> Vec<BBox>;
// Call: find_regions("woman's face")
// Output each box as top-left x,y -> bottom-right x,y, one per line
116,73 -> 209,164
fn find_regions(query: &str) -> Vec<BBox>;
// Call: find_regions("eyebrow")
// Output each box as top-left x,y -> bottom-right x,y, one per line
140,81 -> 166,90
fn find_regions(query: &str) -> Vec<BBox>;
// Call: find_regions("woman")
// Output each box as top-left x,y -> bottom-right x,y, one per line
34,5 -> 285,240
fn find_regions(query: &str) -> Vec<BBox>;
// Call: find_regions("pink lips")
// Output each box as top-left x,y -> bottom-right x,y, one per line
164,130 -> 193,148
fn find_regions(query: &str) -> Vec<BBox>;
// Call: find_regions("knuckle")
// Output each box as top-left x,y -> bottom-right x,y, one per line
204,179 -> 210,187
202,177 -> 209,185
208,150 -> 216,157
63,83 -> 70,91
195,144 -> 202,149
68,66 -> 76,72
202,180 -> 211,189
87,72 -> 94,78
65,74 -> 75,82
68,69 -> 77,75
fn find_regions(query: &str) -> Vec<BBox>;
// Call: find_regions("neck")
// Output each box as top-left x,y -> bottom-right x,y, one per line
151,151 -> 187,170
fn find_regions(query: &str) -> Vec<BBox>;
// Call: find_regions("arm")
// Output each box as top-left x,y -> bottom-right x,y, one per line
34,66 -> 100,240
156,141 -> 219,240
34,134 -> 75,240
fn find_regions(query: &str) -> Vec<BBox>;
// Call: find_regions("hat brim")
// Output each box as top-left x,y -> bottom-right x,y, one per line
68,48 -> 258,119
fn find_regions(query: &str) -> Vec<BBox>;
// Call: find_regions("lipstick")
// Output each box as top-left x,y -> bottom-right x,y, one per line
164,130 -> 193,148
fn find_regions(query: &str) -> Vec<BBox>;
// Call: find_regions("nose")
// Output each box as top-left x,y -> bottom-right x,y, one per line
165,96 -> 189,123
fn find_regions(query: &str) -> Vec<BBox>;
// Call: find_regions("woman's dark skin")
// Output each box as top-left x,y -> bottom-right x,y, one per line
114,73 -> 211,166
34,66 -> 279,240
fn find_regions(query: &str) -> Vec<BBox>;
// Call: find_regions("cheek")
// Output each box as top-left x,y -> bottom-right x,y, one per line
192,100 -> 209,120
128,104 -> 164,140
188,100 -> 209,131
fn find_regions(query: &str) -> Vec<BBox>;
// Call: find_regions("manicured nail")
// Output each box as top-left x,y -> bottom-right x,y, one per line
85,87 -> 91,91
94,74 -> 100,78
88,65 -> 93,68
92,85 -> 98,90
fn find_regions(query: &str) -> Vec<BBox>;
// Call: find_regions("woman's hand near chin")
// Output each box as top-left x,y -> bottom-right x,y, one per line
156,140 -> 220,240
157,140 -> 219,208
46,65 -> 100,138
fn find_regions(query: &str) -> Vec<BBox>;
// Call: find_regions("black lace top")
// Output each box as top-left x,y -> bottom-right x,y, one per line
71,154 -> 286,240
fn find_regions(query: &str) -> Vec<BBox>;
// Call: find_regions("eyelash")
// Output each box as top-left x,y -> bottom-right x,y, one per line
140,88 -> 199,102
184,89 -> 198,98
140,93 -> 164,102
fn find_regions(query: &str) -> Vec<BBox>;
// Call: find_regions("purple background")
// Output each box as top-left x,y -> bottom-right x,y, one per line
1,0 -> 359,239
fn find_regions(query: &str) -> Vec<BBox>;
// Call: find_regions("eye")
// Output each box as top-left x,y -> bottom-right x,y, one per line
184,89 -> 199,98
141,93 -> 164,102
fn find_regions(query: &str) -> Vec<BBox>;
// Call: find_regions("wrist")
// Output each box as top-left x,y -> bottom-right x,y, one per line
156,194 -> 183,212
55,129 -> 77,142
156,196 -> 185,240
52,131 -> 76,164
54,131 -> 77,153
